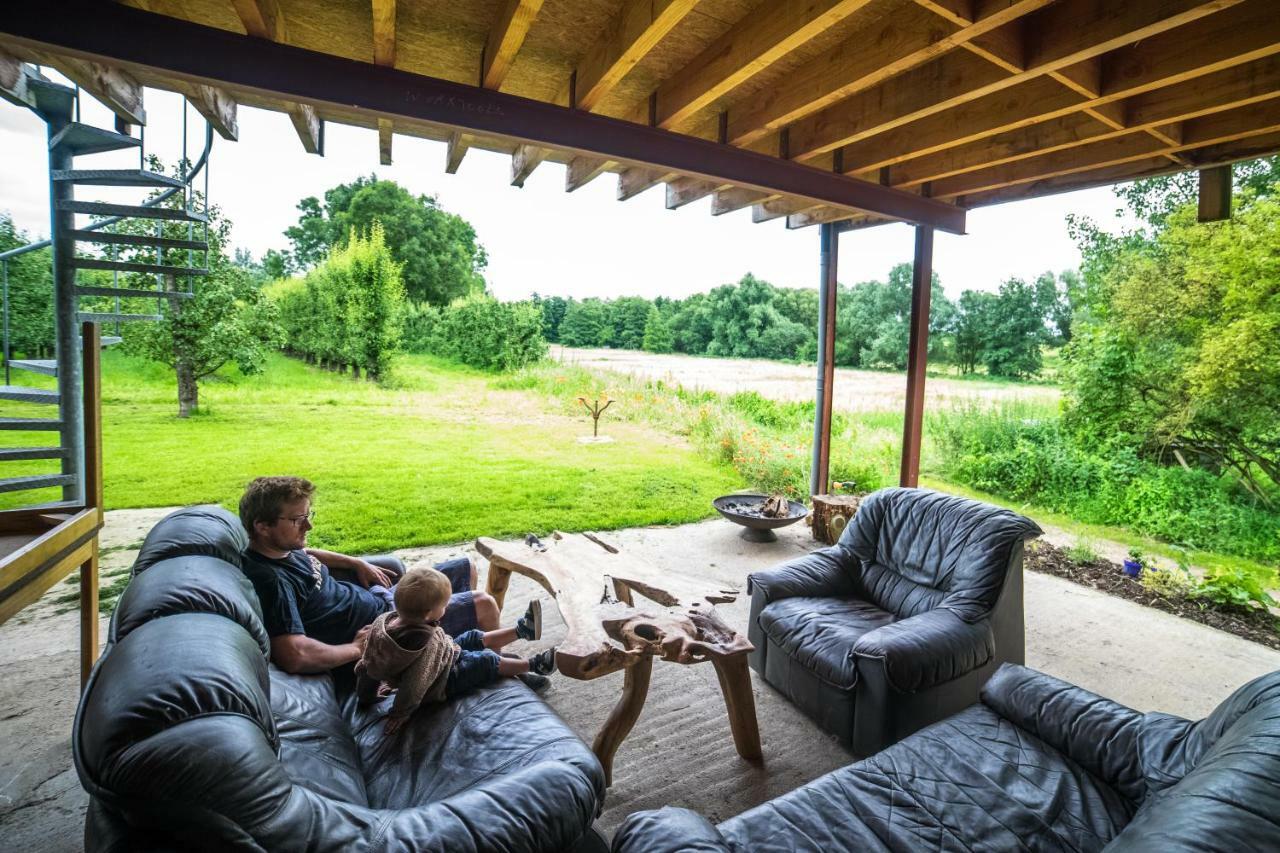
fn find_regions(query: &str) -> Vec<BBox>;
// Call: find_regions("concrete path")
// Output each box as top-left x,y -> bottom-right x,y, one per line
3,509 -> 1278,847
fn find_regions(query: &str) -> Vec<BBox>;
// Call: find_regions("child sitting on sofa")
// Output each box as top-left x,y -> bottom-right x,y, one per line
355,567 -> 557,734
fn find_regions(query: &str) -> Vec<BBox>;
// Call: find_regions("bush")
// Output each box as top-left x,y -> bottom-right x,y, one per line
407,293 -> 546,371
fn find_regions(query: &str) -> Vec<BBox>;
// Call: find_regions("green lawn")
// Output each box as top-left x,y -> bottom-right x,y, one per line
0,352 -> 743,553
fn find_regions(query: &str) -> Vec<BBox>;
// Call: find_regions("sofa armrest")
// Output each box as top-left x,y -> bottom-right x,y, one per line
981,664 -> 1146,803
611,807 -> 731,853
852,608 -> 994,693
747,546 -> 856,605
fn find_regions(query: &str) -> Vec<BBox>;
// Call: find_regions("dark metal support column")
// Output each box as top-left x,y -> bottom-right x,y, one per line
900,225 -> 934,488
810,222 -> 838,497
48,113 -> 84,503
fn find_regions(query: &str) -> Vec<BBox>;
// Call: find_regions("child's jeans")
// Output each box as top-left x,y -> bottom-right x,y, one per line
444,630 -> 502,699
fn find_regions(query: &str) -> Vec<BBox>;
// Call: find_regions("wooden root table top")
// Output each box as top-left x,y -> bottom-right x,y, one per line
475,531 -> 763,786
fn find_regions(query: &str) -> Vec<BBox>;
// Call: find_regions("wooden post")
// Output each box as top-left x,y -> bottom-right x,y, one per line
592,655 -> 652,787
711,654 -> 763,762
810,222 -> 838,496
1197,165 -> 1232,222
900,225 -> 933,488
485,562 -> 512,611
80,321 -> 103,688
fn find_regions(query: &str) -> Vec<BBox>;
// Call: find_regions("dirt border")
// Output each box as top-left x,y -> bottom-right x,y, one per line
1026,541 -> 1280,651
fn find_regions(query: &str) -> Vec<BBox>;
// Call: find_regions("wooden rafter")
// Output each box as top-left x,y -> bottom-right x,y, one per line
711,187 -> 776,215
378,117 -> 392,165
617,167 -> 667,201
790,0 -> 1245,161
665,176 -> 720,209
565,156 -> 613,191
183,82 -> 238,140
511,144 -> 549,186
0,46 -> 35,109
445,131 -> 471,173
752,197 -> 821,223
727,0 -> 1052,145
650,0 -> 876,130
562,0 -> 698,112
482,0 -> 544,90
287,102 -> 322,154
371,0 -> 395,68
838,1 -> 1280,174
31,50 -> 145,125
230,0 -> 283,41
786,208 -> 879,229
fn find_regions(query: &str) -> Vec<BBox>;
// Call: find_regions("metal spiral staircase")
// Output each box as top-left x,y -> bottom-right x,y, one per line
0,62 -> 211,509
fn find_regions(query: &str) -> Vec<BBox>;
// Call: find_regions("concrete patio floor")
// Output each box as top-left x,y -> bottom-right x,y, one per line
3,509 -> 1279,848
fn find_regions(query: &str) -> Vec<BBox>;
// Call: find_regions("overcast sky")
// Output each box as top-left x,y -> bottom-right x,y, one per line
0,85 -> 1141,301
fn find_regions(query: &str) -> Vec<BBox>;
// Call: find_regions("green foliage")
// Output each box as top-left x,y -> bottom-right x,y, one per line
284,175 -> 486,305
1193,565 -> 1280,612
0,212 -> 54,357
270,223 -> 406,378
1066,537 -> 1100,564
406,293 -> 546,371
1140,563 -> 1198,599
532,294 -> 569,342
931,403 -> 1280,562
641,306 -> 673,353
559,298 -> 613,347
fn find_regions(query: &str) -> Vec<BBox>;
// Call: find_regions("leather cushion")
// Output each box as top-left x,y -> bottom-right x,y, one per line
78,613 -> 277,778
719,703 -> 1134,852
110,555 -> 269,656
757,596 -> 894,689
345,677 -> 606,811
133,505 -> 247,576
270,667 -> 369,806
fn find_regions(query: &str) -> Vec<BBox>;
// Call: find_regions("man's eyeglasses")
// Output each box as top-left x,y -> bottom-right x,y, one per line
278,511 -> 315,527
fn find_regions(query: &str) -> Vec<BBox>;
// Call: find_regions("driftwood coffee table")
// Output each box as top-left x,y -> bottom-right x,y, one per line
475,531 -> 763,786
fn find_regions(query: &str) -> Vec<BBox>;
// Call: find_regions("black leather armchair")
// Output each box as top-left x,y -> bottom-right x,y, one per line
747,487 -> 1041,754
612,663 -> 1280,852
76,506 -> 607,852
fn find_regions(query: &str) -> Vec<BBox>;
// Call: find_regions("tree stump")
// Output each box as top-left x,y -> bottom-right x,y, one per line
811,494 -> 862,545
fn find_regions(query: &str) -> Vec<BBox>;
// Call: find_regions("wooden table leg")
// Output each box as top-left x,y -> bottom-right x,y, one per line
591,655 -> 652,787
611,578 -> 633,605
712,654 -> 762,762
485,562 -> 512,611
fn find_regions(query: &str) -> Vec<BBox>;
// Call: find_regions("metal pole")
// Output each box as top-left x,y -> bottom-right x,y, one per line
48,113 -> 85,503
900,225 -> 935,488
810,222 -> 838,497
3,260 -> 9,385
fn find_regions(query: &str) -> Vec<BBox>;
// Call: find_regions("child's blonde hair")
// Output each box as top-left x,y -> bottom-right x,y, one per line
394,568 -> 452,619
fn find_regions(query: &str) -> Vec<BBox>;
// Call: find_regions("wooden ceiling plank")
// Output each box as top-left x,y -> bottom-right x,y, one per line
711,187 -> 777,215
511,143 -> 549,186
567,0 -> 699,112
728,0 -> 1052,145
790,0 -> 1247,162
31,50 -> 145,124
445,131 -> 471,173
378,117 -> 392,165
653,0 -> 877,130
665,176 -> 722,209
839,1 -> 1280,173
482,0 -> 545,91
371,0 -> 395,68
184,82 -> 238,140
565,156 -> 613,191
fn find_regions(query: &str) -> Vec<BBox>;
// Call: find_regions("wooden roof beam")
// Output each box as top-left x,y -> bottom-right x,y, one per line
482,0 -> 545,90
650,0 -> 876,130
378,118 -> 392,165
565,156 -> 613,191
0,47 -> 37,110
889,55 -> 1280,187
445,131 -> 471,173
232,0 -> 324,155
371,0 -> 395,68
711,187 -> 776,215
617,167 -> 669,200
727,0 -> 1052,145
838,0 -> 1280,174
665,176 -> 721,209
790,0 -> 1246,161
287,102 -> 322,154
511,144 -> 550,187
183,82 -> 238,140
752,197 -> 821,223
30,50 -> 145,125
561,0 -> 698,112
785,206 -> 871,229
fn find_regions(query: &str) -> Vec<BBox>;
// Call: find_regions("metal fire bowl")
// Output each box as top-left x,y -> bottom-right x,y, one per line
713,494 -> 809,543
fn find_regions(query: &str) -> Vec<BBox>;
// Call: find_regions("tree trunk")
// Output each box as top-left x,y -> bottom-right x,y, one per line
351,364 -> 361,379
175,359 -> 198,418
810,494 -> 862,545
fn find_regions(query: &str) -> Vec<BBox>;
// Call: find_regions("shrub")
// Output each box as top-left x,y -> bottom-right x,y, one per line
1193,565 -> 1280,613
408,294 -> 547,371
1066,537 -> 1100,564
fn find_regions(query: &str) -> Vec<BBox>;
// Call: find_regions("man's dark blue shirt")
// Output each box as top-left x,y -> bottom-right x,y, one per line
241,548 -> 386,645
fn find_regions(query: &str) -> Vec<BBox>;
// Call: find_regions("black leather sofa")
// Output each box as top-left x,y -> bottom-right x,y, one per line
74,505 -> 608,852
613,662 -> 1280,852
748,487 -> 1041,753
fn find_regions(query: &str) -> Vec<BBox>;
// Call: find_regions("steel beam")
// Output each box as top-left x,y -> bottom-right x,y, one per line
899,225 -> 934,488
0,0 -> 966,233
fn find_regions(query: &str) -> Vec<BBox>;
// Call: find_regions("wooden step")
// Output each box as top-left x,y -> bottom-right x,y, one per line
0,474 -> 75,494
0,385 -> 59,404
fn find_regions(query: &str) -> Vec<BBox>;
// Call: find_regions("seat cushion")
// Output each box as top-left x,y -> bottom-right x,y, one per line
270,667 -> 369,806
719,703 -> 1134,853
344,678 -> 606,811
758,596 -> 894,689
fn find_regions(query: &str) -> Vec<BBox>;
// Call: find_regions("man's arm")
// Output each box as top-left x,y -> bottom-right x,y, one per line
305,548 -> 393,588
271,627 -> 369,674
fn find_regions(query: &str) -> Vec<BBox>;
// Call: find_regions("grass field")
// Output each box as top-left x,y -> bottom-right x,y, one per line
0,352 -> 743,553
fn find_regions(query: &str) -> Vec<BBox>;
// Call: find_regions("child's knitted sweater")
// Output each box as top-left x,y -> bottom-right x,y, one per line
356,611 -> 460,719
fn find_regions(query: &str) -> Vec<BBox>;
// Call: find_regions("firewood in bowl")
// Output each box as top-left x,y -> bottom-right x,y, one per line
761,494 -> 790,518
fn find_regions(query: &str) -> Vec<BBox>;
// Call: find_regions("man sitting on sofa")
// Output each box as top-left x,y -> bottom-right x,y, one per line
238,475 -> 537,676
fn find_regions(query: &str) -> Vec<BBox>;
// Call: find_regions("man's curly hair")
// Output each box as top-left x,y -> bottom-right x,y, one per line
239,476 -> 314,533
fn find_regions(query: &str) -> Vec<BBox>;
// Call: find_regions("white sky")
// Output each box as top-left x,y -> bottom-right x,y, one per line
0,85 -> 1141,301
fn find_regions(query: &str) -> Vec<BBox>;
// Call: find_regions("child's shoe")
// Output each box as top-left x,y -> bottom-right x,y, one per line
529,646 -> 557,676
516,600 -> 542,641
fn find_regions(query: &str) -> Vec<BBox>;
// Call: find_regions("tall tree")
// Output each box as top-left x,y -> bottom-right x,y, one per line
641,306 -> 674,353
0,213 -> 55,358
285,175 -> 486,305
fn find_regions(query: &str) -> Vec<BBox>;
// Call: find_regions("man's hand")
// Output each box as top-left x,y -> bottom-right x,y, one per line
352,624 -> 372,655
384,715 -> 407,736
354,559 -> 394,589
